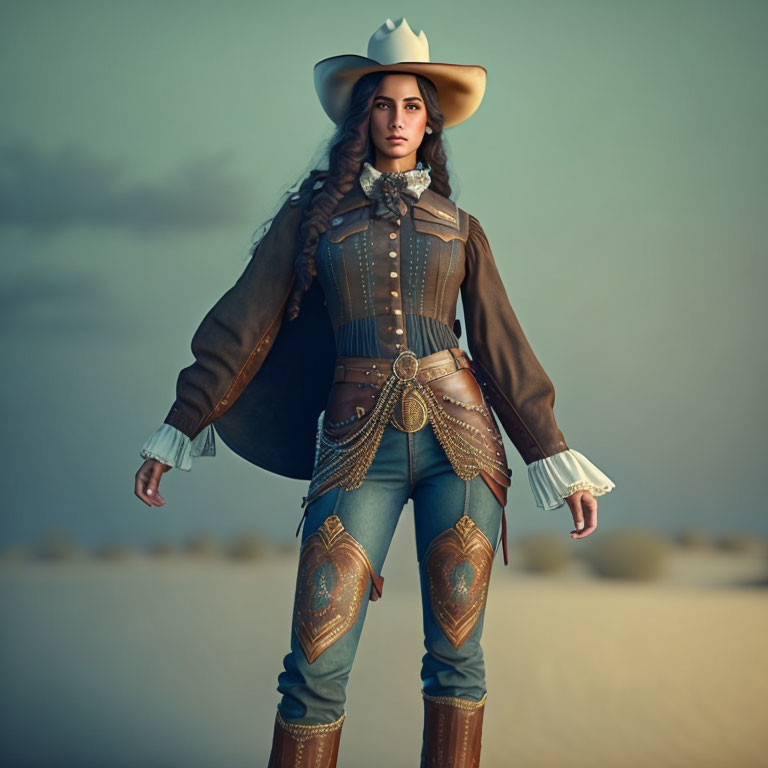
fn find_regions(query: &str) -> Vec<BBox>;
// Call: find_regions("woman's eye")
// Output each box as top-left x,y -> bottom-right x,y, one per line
374,103 -> 420,110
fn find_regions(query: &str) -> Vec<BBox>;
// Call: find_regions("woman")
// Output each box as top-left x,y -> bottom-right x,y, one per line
134,18 -> 615,768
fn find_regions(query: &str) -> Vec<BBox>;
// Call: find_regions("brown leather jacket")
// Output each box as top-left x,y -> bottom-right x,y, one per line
162,170 -> 568,487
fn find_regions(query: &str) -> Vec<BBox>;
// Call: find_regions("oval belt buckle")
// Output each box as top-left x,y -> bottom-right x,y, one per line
390,350 -> 428,433
392,349 -> 419,381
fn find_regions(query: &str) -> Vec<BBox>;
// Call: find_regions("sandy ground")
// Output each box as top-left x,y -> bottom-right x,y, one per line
1,535 -> 766,768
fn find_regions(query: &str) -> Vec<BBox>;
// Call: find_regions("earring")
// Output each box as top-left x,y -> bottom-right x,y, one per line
425,125 -> 433,135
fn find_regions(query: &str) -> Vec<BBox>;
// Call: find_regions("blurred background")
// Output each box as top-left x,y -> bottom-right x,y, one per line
1,1 -> 766,766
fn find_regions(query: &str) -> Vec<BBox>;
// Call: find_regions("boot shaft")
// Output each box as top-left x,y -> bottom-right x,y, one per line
420,691 -> 487,768
267,710 -> 345,768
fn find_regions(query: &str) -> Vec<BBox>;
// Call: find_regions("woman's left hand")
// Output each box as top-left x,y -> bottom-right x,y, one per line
565,490 -> 598,538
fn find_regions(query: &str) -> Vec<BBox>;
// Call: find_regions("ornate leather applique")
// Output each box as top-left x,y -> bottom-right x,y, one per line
424,515 -> 494,650
293,514 -> 377,664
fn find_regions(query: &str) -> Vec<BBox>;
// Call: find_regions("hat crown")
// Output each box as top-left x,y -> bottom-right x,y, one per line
367,17 -> 430,65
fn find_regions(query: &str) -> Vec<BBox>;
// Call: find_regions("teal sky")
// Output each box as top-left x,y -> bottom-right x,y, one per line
1,0 -> 766,548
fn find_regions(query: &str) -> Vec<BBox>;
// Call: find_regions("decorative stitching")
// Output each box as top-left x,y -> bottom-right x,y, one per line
422,690 -> 488,709
275,709 -> 346,737
194,275 -> 295,436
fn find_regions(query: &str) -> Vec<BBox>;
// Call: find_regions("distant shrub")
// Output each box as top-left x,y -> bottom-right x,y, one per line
147,541 -> 176,558
227,532 -> 270,560
34,532 -> 83,562
183,534 -> 222,558
0,545 -> 27,563
93,544 -> 136,561
715,534 -> 764,553
675,530 -> 713,549
584,530 -> 671,580
516,532 -> 571,574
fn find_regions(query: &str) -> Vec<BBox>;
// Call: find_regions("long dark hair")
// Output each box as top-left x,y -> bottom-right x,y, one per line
284,71 -> 452,322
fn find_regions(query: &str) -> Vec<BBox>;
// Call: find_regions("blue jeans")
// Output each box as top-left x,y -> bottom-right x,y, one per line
274,419 -> 504,725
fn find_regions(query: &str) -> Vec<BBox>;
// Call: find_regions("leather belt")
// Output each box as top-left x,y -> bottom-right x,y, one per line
333,347 -> 472,387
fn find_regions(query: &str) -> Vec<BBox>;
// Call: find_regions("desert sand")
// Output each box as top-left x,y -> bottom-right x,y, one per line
1,523 -> 766,768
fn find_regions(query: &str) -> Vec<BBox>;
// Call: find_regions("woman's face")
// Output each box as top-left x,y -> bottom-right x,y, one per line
369,73 -> 429,172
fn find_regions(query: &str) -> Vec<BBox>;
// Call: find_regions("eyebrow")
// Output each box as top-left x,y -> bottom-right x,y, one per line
374,95 -> 424,103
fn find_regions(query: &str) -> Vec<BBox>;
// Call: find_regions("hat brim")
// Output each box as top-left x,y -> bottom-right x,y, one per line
314,54 -> 487,129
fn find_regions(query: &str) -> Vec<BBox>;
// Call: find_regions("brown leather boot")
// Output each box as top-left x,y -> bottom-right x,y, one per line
266,709 -> 345,767
420,691 -> 487,768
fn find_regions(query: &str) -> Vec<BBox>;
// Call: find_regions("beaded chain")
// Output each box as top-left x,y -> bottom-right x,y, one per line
303,369 -> 408,509
302,364 -> 509,510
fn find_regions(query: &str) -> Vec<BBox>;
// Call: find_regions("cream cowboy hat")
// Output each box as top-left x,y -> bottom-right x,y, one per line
313,17 -> 487,129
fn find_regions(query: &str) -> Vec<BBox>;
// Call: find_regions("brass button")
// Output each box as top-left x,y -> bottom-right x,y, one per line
384,305 -> 390,311
390,271 -> 398,278
395,328 -> 404,335
390,290 -> 399,298
388,251 -> 397,258
394,309 -> 402,315
396,218 -> 401,225
389,232 -> 397,240
387,325 -> 393,331
395,343 -> 402,349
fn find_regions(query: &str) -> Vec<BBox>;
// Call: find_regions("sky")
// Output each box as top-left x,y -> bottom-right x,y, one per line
1,0 -> 766,549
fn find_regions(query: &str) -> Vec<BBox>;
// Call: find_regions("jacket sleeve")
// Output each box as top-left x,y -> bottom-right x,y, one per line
161,195 -> 302,440
460,213 -> 615,508
461,213 -> 568,463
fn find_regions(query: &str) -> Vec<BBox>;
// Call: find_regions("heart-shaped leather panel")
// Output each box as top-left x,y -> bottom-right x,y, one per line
293,514 -> 376,664
423,515 -> 494,650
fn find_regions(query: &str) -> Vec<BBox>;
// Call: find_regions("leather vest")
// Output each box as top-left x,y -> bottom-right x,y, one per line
315,183 -> 468,359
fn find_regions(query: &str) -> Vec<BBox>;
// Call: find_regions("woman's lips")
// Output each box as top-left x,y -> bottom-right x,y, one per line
387,137 -> 407,143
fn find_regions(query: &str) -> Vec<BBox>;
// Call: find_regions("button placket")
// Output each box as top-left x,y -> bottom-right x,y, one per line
387,221 -> 406,350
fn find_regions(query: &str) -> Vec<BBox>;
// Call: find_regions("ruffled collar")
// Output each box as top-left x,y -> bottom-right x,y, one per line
358,160 -> 432,221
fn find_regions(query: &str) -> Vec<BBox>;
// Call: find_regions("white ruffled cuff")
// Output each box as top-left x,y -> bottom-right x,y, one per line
139,423 -> 216,471
527,449 -> 615,510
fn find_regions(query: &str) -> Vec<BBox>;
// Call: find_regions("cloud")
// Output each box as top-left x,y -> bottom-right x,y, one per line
0,271 -> 129,339
0,141 -> 253,234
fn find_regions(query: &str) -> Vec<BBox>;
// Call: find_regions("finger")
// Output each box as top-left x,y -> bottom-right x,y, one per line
571,494 -> 598,538
570,521 -> 597,538
583,494 -> 598,524
134,463 -> 161,506
567,492 -> 585,533
146,462 -> 168,505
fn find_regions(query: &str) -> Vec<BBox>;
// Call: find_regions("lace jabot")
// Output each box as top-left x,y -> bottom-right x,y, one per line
358,160 -> 432,221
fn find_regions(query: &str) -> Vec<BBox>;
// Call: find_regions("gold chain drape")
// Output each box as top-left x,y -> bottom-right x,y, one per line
303,352 -> 509,510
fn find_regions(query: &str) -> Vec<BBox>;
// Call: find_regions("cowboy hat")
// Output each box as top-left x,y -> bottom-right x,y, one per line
314,17 -> 486,129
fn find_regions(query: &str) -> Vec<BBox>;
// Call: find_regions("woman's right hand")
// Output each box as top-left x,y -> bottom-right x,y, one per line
134,459 -> 172,506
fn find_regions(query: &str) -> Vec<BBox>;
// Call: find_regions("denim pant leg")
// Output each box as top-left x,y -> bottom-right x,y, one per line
410,425 -> 503,702
275,424 -> 411,725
